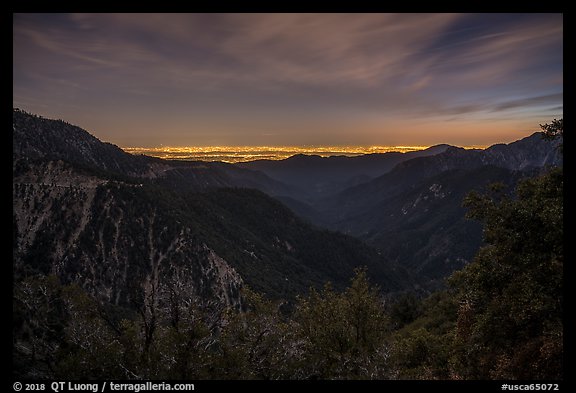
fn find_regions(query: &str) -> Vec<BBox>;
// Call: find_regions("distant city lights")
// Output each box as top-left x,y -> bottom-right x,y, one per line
122,145 -> 487,163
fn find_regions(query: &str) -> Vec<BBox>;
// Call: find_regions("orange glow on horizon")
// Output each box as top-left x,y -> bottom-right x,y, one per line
122,145 -> 488,163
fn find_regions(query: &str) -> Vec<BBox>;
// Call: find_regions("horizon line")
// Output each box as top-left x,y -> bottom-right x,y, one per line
121,144 -> 490,164
121,144 -> 489,150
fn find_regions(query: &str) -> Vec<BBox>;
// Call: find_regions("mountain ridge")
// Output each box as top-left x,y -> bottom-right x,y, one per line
12,109 -> 416,310
13,108 -> 299,197
12,108 -> 561,298
236,144 -> 452,198
295,132 -> 562,286
316,131 -> 561,220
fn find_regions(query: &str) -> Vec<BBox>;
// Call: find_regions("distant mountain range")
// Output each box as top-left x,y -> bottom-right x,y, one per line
13,108 -> 561,307
237,145 -> 451,199
12,109 -> 414,311
236,132 -> 561,286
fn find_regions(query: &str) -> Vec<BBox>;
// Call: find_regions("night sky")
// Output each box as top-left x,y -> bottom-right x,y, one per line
13,13 -> 563,147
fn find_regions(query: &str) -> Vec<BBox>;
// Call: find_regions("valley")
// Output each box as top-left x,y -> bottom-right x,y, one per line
13,12 -> 563,382
12,109 -> 563,380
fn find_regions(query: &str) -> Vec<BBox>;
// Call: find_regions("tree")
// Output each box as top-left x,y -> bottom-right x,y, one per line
388,290 -> 458,379
54,284 -> 128,379
388,292 -> 423,330
13,275 -> 67,378
449,165 -> 563,379
540,118 -> 563,140
540,118 -> 563,153
214,287 -> 302,379
295,268 -> 390,379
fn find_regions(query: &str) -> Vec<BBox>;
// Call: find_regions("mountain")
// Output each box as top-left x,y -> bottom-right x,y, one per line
13,109 -> 297,197
13,108 -> 561,301
341,166 -> 532,282
12,109 -> 414,310
300,132 -> 562,285
236,144 -> 451,199
13,109 -> 151,176
13,159 -> 244,308
317,133 -> 561,222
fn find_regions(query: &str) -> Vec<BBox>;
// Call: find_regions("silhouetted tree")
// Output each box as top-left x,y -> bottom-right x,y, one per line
450,164 -> 563,379
540,118 -> 563,153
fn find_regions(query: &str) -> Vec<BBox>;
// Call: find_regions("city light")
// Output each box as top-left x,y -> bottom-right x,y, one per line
121,145 -> 486,163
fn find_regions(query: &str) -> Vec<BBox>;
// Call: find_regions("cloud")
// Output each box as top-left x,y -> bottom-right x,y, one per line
13,13 -> 563,146
210,13 -> 461,86
490,93 -> 563,112
18,13 -> 458,88
14,13 -> 561,96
